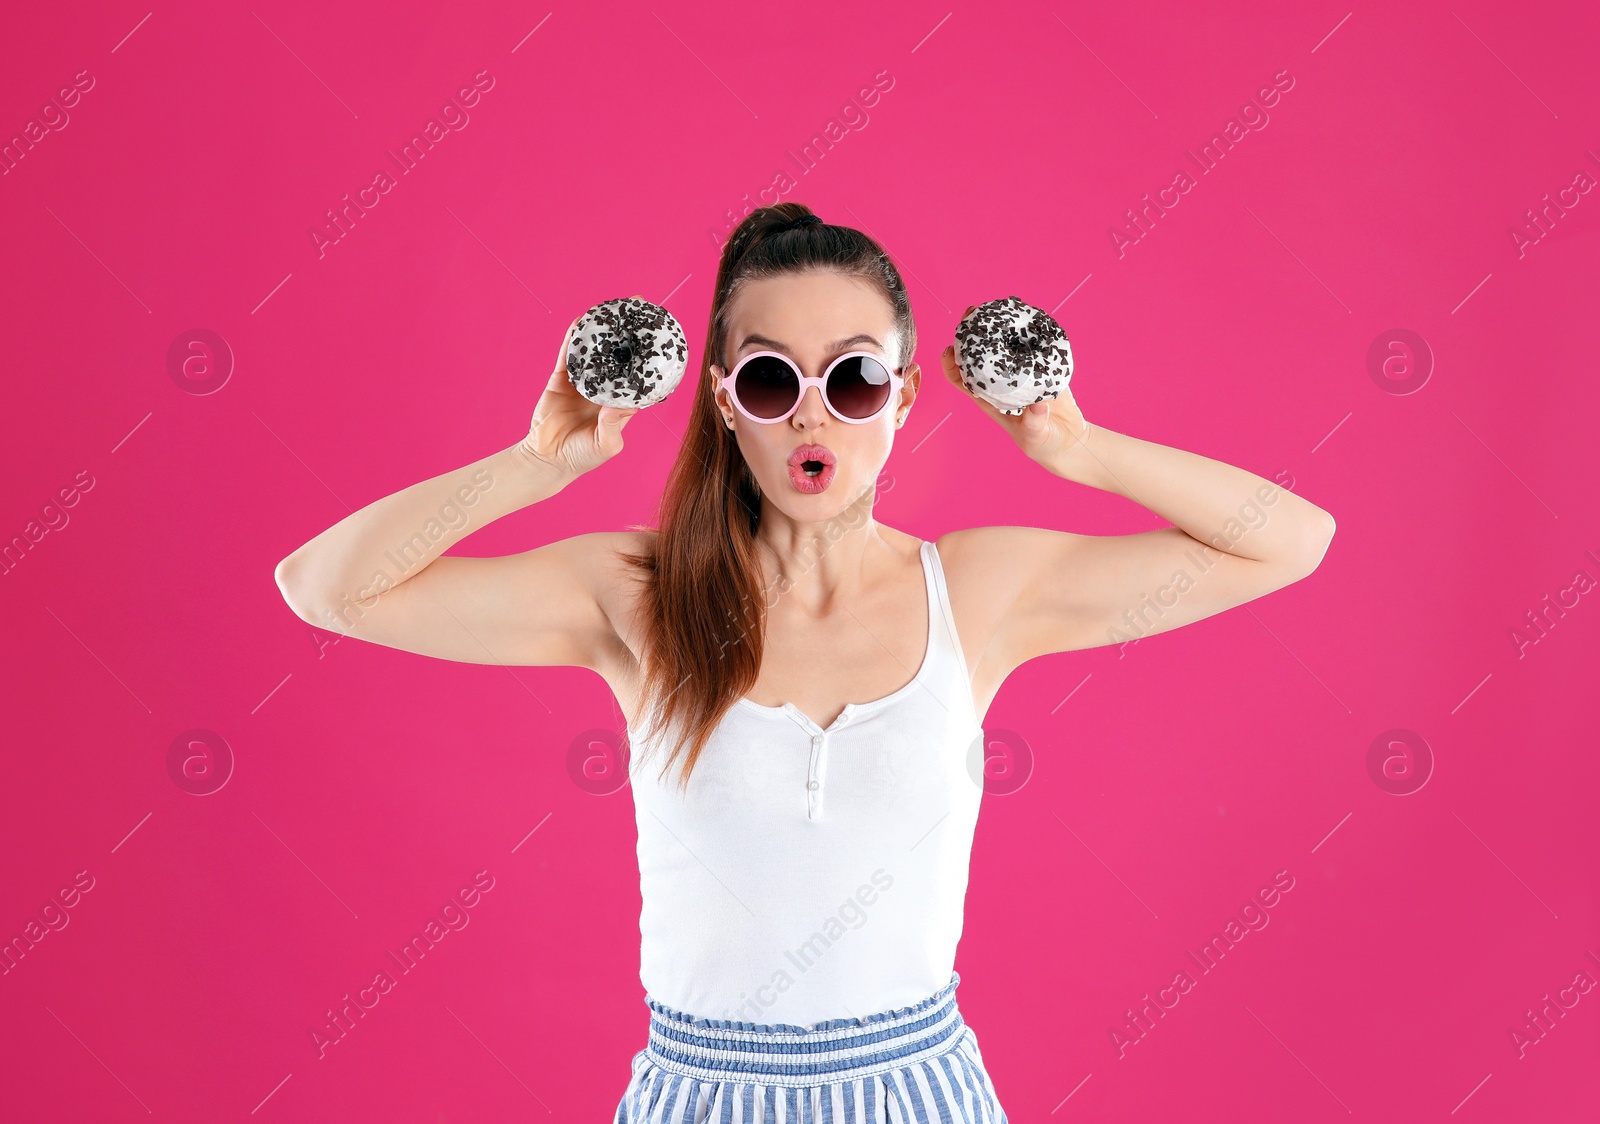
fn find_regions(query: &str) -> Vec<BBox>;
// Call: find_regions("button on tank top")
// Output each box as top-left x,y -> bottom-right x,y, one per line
626,539 -> 986,1027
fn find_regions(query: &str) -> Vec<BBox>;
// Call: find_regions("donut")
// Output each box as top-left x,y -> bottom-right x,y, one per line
565,297 -> 689,409
952,296 -> 1073,416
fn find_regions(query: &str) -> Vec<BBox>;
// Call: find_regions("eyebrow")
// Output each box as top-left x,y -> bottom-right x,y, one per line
735,332 -> 884,354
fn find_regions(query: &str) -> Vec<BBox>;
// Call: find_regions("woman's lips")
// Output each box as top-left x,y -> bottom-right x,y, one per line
788,443 -> 836,493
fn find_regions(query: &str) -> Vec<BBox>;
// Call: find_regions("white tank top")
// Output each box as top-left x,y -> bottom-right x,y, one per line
626,539 -> 986,1027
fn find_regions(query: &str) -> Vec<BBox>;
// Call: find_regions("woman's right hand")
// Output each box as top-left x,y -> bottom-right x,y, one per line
520,305 -> 642,479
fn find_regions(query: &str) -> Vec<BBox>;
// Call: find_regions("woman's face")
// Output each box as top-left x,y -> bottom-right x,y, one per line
712,270 -> 918,524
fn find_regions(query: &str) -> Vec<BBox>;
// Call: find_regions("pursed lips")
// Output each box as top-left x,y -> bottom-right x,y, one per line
788,444 -> 836,475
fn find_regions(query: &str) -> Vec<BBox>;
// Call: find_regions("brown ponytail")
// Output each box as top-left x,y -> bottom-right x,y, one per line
618,202 -> 916,792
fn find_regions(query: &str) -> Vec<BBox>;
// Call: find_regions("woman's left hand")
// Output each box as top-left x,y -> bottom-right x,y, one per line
940,333 -> 1090,469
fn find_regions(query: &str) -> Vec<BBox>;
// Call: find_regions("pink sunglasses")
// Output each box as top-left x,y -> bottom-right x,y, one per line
715,350 -> 905,424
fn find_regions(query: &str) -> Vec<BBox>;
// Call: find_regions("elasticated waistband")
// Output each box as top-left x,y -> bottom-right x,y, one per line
641,972 -> 966,1085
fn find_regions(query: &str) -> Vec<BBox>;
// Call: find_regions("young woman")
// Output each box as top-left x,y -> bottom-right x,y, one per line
275,204 -> 1335,1122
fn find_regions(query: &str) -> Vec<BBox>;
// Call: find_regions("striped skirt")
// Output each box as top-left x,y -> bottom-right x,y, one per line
613,971 -> 1008,1123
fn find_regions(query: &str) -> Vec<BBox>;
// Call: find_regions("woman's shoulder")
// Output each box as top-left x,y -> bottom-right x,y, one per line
930,525 -> 1051,611
608,526 -> 660,556
930,524 -> 1012,569
932,522 -> 1099,633
568,527 -> 658,561
933,524 -> 1066,569
590,528 -> 659,593
874,524 -> 1008,573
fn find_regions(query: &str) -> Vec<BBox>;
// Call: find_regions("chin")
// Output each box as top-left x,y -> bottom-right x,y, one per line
778,477 -> 873,517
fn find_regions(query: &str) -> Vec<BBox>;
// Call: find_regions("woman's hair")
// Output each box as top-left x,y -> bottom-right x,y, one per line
619,202 -> 916,792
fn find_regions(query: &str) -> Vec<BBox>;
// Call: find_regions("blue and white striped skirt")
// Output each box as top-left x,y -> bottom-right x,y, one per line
614,971 -> 1007,1123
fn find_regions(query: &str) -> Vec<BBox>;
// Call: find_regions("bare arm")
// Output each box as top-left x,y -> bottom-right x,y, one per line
936,341 -> 1335,666
273,314 -> 645,671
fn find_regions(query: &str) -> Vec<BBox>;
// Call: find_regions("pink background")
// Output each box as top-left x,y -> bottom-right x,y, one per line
3,1 -> 1598,1119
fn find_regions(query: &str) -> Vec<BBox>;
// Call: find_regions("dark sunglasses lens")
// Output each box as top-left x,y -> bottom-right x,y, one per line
827,355 -> 893,419
733,356 -> 799,419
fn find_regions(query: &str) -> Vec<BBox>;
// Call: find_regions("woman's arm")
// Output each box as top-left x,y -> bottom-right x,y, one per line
936,342 -> 1335,667
273,316 -> 644,671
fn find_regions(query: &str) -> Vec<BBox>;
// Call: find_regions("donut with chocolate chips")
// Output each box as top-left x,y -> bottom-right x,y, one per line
565,297 -> 689,409
952,296 -> 1074,416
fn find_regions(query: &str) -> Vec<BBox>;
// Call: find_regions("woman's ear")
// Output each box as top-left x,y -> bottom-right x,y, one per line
895,362 -> 921,425
710,376 -> 736,429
